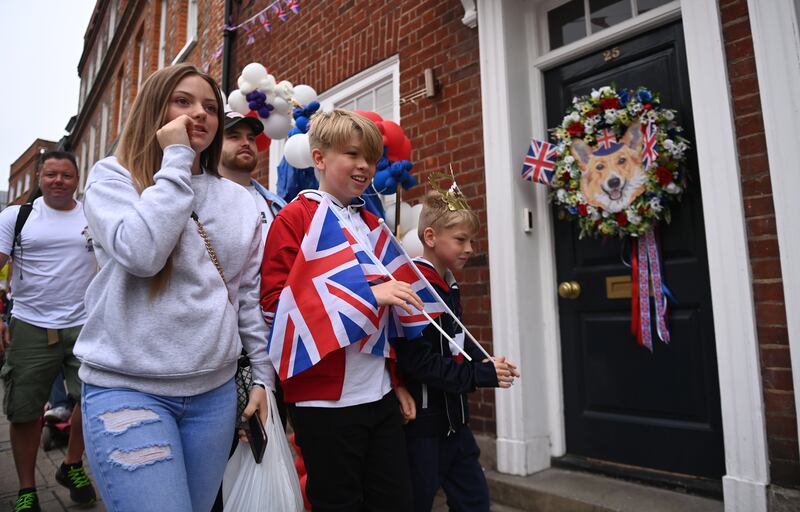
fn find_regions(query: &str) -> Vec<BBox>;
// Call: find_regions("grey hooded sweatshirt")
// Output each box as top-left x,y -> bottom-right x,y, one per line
74,144 -> 275,396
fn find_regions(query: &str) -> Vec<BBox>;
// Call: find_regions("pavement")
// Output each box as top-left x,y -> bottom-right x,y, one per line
0,404 -> 105,511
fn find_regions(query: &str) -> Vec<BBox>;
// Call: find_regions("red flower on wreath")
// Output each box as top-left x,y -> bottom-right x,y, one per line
599,97 -> 621,110
578,204 -> 588,217
566,122 -> 584,137
656,166 -> 673,186
615,212 -> 629,226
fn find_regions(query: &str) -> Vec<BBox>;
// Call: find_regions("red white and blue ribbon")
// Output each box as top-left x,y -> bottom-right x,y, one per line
631,229 -> 670,351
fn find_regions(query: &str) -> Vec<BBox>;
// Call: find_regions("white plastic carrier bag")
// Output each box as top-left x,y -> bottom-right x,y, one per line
222,388 -> 303,511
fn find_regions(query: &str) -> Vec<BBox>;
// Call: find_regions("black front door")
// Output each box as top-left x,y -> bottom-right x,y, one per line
545,22 -> 725,480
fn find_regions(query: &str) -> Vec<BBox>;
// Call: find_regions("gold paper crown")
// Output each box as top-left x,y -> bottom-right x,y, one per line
428,168 -> 471,212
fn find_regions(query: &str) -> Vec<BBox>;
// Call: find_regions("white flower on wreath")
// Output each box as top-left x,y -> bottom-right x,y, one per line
556,189 -> 568,202
591,89 -> 601,99
599,86 -> 613,96
585,124 -> 594,134
666,183 -> 682,194
626,208 -> 642,225
564,155 -> 575,165
570,111 -> 581,122
604,109 -> 618,124
646,110 -> 658,122
572,96 -> 580,105
575,191 -> 586,203
601,210 -> 610,218
629,102 -> 643,115
664,110 -> 675,121
589,207 -> 601,221
648,197 -> 663,212
591,114 -> 602,125
570,166 -> 580,178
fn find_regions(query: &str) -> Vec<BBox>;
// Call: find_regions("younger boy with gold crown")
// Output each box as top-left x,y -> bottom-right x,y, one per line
394,174 -> 520,511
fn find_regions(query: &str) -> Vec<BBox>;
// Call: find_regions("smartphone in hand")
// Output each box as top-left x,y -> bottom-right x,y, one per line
242,413 -> 268,464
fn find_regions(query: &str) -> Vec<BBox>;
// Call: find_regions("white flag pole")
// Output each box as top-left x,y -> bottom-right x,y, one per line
378,220 -> 494,361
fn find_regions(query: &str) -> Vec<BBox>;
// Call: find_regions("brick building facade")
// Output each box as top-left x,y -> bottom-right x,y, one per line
49,0 -> 800,510
7,139 -> 58,206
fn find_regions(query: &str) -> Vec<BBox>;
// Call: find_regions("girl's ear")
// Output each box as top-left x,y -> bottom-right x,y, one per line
422,226 -> 436,248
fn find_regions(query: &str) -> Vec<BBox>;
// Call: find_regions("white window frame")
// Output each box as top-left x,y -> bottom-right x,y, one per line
137,34 -> 146,92
88,61 -> 95,88
100,103 -> 109,157
23,174 -> 30,195
158,0 -> 168,69
172,0 -> 198,65
85,126 -> 97,194
108,0 -> 118,45
268,55 -> 401,192
79,80 -> 86,110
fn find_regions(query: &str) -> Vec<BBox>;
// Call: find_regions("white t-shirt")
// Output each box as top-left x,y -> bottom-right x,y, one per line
0,198 -> 96,328
296,192 -> 392,408
247,186 -> 275,252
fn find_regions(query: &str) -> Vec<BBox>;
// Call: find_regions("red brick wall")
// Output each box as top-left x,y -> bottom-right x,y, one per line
719,0 -> 799,487
228,0 -> 496,434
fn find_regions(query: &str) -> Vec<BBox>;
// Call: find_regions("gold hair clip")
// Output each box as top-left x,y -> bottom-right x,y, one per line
428,166 -> 470,212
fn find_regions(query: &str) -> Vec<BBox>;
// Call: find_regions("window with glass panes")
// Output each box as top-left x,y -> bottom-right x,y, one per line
334,79 -> 395,122
547,0 -> 673,50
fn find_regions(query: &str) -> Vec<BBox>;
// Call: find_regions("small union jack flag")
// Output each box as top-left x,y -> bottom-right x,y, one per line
521,138 -> 558,185
642,121 -> 658,169
258,12 -> 272,32
274,3 -> 289,21
286,0 -> 300,14
267,197 -> 380,380
596,128 -> 617,150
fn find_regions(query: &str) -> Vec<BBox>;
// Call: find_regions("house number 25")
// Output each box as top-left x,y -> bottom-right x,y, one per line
603,47 -> 621,61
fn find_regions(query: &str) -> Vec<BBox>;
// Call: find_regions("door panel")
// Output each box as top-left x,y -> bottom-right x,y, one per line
545,22 -> 724,479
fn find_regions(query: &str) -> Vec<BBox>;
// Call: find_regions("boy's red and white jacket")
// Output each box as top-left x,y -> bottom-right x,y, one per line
260,190 -> 403,403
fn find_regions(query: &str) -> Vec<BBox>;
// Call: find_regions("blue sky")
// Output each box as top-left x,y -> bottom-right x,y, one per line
0,0 -> 96,189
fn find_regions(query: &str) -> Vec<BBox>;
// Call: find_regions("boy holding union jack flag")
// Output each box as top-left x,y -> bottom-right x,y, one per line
260,109 -> 421,511
394,178 -> 519,512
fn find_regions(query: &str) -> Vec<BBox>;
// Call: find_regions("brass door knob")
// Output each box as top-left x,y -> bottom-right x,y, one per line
558,281 -> 582,299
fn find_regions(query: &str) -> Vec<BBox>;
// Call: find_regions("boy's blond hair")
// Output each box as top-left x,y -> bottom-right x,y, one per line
308,109 -> 384,164
417,190 -> 480,241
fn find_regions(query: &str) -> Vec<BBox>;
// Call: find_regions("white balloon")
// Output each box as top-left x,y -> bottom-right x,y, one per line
274,80 -> 294,100
401,229 -> 424,259
384,201 -> 397,232
283,133 -> 315,169
262,114 -> 292,139
272,97 -> 291,115
293,84 -> 318,107
241,63 -> 269,85
237,76 -> 256,95
410,203 -> 423,223
227,90 -> 250,115
398,202 -> 415,237
258,75 -> 276,94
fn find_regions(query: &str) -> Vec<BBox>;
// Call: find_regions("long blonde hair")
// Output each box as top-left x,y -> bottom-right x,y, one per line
116,63 -> 224,296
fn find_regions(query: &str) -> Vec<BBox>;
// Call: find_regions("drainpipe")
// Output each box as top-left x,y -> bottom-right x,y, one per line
221,0 -> 234,94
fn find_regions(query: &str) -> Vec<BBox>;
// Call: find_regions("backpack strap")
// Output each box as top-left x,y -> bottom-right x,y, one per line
11,202 -> 34,259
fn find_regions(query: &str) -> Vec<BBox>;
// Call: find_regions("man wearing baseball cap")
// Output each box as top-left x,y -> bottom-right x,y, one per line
219,111 -> 287,246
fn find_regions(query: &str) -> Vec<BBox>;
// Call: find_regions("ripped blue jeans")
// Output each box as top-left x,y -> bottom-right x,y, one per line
81,380 -> 236,512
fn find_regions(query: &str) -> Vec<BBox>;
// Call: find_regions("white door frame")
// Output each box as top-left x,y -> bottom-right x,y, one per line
477,1 -> 769,510
747,0 -> 800,452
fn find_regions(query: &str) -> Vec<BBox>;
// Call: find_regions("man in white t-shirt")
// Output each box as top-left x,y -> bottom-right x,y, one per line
219,110 -> 287,249
0,151 -> 97,511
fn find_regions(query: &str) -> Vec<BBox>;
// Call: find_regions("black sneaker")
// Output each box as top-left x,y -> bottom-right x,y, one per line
14,489 -> 40,512
55,462 -> 97,506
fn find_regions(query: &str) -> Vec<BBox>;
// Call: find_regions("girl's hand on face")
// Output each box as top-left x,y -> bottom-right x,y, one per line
156,114 -> 194,150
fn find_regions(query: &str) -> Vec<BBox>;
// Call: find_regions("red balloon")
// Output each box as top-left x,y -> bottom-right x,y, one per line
382,121 -> 412,162
300,474 -> 311,510
354,110 -> 384,124
294,455 -> 306,476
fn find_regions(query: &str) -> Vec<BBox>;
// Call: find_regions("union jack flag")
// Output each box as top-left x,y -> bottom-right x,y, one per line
596,128 -> 617,150
337,218 -> 447,357
274,3 -> 289,21
521,138 -> 557,185
258,12 -> 272,32
267,197 -> 380,380
642,121 -> 658,169
285,0 -> 300,14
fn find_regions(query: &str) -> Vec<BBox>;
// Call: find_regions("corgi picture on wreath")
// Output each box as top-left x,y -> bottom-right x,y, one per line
571,121 -> 646,214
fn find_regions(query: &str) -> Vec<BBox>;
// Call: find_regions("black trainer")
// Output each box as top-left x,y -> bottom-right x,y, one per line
14,489 -> 40,512
55,462 -> 97,506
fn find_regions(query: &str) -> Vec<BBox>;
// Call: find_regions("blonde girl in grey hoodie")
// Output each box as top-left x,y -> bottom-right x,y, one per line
74,64 -> 274,512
